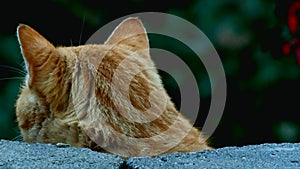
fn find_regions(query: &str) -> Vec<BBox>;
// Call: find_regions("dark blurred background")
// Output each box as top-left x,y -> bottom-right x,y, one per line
0,0 -> 299,148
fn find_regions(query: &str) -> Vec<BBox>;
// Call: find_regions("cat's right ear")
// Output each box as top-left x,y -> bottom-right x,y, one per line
17,24 -> 57,87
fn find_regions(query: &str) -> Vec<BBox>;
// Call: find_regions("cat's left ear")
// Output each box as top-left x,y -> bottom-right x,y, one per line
17,24 -> 55,67
105,17 -> 152,64
17,24 -> 57,87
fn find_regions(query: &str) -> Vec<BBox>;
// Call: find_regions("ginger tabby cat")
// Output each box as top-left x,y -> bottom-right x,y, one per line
15,17 -> 211,157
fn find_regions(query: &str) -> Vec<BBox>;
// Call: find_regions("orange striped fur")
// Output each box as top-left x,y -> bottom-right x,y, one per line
15,18 -> 211,157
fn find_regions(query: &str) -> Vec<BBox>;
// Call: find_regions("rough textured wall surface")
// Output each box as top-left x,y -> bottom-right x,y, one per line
0,140 -> 299,169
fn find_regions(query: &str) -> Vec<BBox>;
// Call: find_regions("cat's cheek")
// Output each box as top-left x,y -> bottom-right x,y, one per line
16,87 -> 47,142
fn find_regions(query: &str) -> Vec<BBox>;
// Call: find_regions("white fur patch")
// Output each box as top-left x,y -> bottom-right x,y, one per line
17,25 -> 30,87
28,93 -> 37,103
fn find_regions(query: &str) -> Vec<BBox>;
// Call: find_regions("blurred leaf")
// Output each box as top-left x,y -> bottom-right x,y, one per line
0,35 -> 22,65
252,49 -> 300,89
198,74 -> 211,98
0,80 -> 21,139
223,55 -> 240,76
50,0 -> 103,26
274,121 -> 300,142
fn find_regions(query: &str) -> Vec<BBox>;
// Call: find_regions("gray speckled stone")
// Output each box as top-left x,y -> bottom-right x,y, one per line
1,139 -> 300,169
0,139 -> 124,169
126,143 -> 300,169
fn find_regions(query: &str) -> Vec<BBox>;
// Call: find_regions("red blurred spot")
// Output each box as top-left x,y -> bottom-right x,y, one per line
284,2 -> 300,66
288,16 -> 298,34
296,47 -> 300,65
288,2 -> 300,34
283,43 -> 291,55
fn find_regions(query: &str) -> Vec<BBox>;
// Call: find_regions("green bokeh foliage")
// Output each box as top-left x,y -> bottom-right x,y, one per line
0,0 -> 299,147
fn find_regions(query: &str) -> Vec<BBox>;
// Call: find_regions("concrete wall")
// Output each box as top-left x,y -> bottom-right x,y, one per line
0,140 -> 299,168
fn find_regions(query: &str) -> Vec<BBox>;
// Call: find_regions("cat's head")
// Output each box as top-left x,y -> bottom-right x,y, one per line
15,18 -> 210,157
15,18 -> 168,145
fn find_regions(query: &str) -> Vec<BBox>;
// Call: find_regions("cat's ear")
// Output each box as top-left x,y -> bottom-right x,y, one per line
17,24 -> 57,87
17,24 -> 55,68
105,17 -> 152,62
